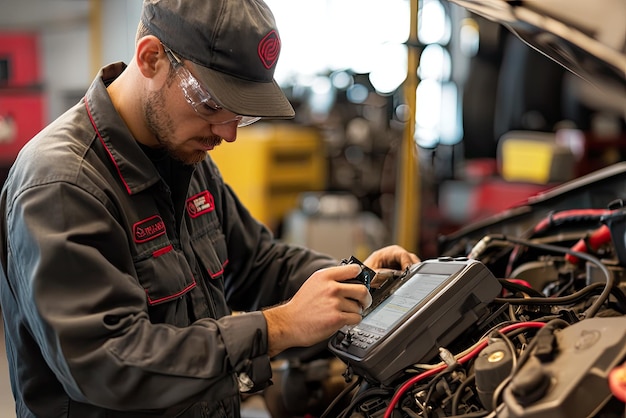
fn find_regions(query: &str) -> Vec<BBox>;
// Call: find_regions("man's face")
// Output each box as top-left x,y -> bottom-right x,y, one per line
142,72 -> 238,165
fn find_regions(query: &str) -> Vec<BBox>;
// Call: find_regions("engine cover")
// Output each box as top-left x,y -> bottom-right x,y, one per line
503,317 -> 626,418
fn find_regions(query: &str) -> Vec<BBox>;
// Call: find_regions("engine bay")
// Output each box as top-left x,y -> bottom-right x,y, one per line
318,162 -> 626,418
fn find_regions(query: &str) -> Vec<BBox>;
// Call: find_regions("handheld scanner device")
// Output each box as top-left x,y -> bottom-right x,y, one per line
329,257 -> 502,385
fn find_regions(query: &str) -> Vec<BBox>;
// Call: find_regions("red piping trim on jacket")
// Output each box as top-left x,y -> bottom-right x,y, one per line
85,99 -> 133,195
209,259 -> 229,279
152,244 -> 173,258
145,280 -> 197,305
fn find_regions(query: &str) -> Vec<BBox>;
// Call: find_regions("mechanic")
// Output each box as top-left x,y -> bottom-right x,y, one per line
0,0 -> 418,417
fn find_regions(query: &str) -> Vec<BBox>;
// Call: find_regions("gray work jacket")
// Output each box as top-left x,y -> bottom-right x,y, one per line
0,63 -> 335,417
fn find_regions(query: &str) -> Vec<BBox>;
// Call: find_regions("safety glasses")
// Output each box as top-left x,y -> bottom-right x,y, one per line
163,46 -> 261,127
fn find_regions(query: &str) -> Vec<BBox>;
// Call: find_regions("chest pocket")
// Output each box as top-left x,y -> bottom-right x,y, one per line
190,229 -> 230,318
134,243 -> 196,326
135,244 -> 196,304
192,232 -> 228,282
186,197 -> 229,282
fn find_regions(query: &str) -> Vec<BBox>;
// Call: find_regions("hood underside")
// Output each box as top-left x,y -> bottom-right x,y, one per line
449,0 -> 626,89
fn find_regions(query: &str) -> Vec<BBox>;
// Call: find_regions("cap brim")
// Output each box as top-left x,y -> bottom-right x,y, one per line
190,63 -> 295,119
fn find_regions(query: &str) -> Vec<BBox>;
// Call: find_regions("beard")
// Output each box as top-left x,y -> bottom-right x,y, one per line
143,88 -> 221,165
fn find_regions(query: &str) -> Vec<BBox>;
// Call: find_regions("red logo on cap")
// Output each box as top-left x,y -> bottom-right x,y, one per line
258,30 -> 280,69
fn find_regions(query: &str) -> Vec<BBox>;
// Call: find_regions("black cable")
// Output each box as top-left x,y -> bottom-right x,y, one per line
319,376 -> 361,418
337,386 -> 393,418
450,373 -> 475,415
420,364 -> 459,418
609,285 -> 626,313
444,410 -> 491,418
401,406 -> 423,417
490,318 -> 570,411
490,375 -> 512,413
488,234 -> 614,318
422,383 -> 438,418
492,331 -> 518,371
487,332 -> 519,412
495,281 -> 626,317
494,282 -> 605,305
549,272 -> 576,297
498,279 -> 545,297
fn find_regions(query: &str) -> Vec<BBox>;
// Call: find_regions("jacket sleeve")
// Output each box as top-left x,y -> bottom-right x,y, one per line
5,180 -> 267,411
204,157 -> 338,312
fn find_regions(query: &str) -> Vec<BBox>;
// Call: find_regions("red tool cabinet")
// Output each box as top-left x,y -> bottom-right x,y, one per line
0,32 -> 46,167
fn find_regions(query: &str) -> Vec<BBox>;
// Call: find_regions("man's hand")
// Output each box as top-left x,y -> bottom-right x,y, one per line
262,245 -> 417,357
363,244 -> 420,270
263,264 -> 372,357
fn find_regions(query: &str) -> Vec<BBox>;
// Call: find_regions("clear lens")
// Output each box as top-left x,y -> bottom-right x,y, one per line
163,45 -> 261,128
176,68 -> 221,115
237,116 -> 261,127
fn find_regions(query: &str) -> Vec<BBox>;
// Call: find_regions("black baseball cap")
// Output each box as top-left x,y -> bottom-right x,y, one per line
141,0 -> 295,119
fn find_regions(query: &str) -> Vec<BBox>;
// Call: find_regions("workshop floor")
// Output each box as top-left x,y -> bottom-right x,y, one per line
0,314 -> 270,418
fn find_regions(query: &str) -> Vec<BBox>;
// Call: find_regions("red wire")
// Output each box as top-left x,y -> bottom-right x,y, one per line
383,321 -> 546,418
532,209 -> 612,234
609,362 -> 626,402
565,224 -> 612,265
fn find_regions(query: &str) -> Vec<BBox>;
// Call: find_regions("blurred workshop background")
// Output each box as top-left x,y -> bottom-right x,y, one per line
0,0 -> 624,416
1,0 -> 625,260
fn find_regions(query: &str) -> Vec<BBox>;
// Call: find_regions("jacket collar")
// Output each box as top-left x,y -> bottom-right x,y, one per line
84,62 -> 162,195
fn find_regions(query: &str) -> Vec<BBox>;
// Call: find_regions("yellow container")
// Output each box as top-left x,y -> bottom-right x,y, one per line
498,131 -> 575,184
210,123 -> 327,230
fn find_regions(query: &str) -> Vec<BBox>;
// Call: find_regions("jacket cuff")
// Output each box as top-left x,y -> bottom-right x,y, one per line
217,311 -> 272,392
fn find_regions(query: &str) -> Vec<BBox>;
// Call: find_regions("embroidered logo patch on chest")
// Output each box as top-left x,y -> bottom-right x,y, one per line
187,191 -> 215,218
133,215 -> 166,243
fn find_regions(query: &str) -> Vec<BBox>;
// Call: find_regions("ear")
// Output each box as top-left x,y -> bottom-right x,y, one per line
135,35 -> 167,80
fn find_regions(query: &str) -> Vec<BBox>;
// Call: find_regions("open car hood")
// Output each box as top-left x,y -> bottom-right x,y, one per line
449,0 -> 626,92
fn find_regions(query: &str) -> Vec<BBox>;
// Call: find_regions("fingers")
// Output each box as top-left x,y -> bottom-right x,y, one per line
330,265 -> 372,310
370,268 -> 400,288
342,311 -> 366,327
339,294 -> 371,325
401,249 -> 421,267
340,296 -> 365,316
344,286 -> 372,311
265,264 -> 378,355
364,244 -> 420,270
386,245 -> 419,269
332,264 -> 363,282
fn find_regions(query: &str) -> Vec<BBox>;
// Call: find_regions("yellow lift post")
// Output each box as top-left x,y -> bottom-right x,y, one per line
393,0 -> 421,254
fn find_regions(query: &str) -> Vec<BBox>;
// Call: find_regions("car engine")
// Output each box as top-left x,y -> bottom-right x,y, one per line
318,162 -> 626,418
